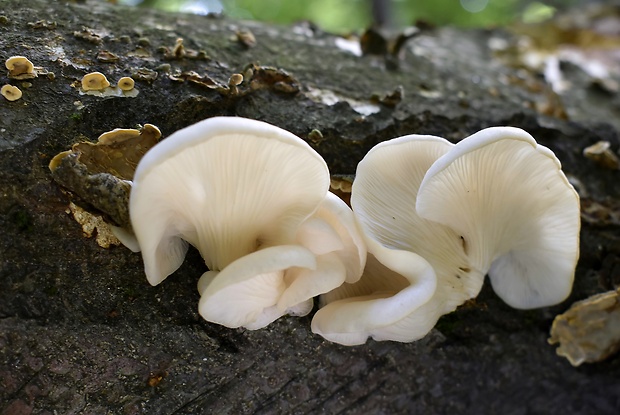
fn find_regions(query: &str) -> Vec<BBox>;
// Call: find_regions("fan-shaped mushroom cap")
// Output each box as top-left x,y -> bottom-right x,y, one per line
311,235 -> 437,345
198,245 -> 319,328
350,135 -> 481,298
130,117 -> 331,286
313,135 -> 478,345
198,191 -> 367,329
416,127 -> 580,308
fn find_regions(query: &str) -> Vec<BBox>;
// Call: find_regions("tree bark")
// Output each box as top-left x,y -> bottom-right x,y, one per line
1,1 -> 619,414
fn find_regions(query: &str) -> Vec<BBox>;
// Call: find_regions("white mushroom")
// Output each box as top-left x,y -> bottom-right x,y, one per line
417,126 -> 580,309
313,135 -> 462,345
199,191 -> 367,329
311,235 -> 438,345
131,116 -> 329,283
130,116 -> 365,329
313,127 -> 580,345
198,245 -> 319,328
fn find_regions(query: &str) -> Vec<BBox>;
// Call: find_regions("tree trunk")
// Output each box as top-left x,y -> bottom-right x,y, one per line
1,1 -> 619,413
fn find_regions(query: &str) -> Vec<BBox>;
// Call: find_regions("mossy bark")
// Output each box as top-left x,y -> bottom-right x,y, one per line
1,1 -> 620,414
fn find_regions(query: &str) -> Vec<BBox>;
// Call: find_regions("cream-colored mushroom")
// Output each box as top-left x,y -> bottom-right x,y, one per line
117,76 -> 135,91
5,56 -> 36,79
1,84 -> 22,101
417,127 -> 580,309
128,116 -> 365,329
313,135 -> 462,345
313,127 -> 580,345
81,72 -> 110,91
201,191 -> 367,330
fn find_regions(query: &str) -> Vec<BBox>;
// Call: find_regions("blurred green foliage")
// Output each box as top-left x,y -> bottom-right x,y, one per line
122,0 -> 577,32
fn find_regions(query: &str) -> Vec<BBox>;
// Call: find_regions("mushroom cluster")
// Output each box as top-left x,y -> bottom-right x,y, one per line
313,127 -> 580,345
121,117 -> 365,329
119,118 -> 579,345
79,72 -> 138,97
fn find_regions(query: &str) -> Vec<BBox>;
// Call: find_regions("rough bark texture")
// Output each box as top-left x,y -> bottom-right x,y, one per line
1,1 -> 620,414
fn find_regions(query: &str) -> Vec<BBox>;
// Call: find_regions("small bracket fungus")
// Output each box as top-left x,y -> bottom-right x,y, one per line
132,68 -> 158,82
228,73 -> 243,95
96,50 -> 120,63
50,124 -> 161,181
582,140 -> 619,170
78,72 -> 138,97
314,127 -> 580,345
49,124 -> 161,229
127,117 -> 365,330
117,76 -> 135,91
1,84 -> 22,101
160,37 -> 207,60
81,71 -> 111,91
6,56 -> 36,79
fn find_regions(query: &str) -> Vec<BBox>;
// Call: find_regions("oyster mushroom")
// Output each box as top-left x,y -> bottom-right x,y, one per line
129,116 -> 365,329
312,135 -> 458,345
313,127 -> 580,345
417,127 -> 580,309
198,192 -> 366,329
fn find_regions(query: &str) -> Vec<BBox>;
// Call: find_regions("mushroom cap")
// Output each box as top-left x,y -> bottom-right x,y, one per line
130,116 -> 330,285
197,191 -> 366,330
97,128 -> 140,144
5,56 -> 35,79
1,84 -> 22,101
117,76 -> 135,91
416,127 -> 580,309
198,244 -> 318,328
96,124 -> 160,146
229,73 -> 243,86
311,235 -> 437,345
312,135 -> 482,345
353,134 -> 486,295
299,192 -> 366,283
81,72 -> 111,91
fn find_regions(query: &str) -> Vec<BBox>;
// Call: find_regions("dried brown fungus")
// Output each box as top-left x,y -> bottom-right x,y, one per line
549,289 -> 620,366
49,124 -> 161,228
